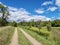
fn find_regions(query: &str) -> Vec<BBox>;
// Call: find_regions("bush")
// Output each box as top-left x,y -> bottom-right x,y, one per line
47,25 -> 51,31
29,27 -> 50,38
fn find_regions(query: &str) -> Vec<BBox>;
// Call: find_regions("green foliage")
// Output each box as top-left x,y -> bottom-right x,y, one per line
46,20 -> 51,31
23,28 -> 53,45
51,19 -> 60,27
0,19 -> 8,26
24,27 -> 50,38
18,19 -> 60,28
38,25 -> 42,30
22,26 -> 60,45
47,25 -> 51,31
8,22 -> 17,27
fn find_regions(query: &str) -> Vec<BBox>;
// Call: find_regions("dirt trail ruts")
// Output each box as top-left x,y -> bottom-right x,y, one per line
10,28 -> 18,45
20,28 -> 42,45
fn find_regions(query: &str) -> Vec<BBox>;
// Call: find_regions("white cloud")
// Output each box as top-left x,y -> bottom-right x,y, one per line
56,0 -> 60,6
35,9 -> 44,14
7,6 -> 51,22
41,1 -> 53,6
0,2 -> 51,22
0,2 -> 2,4
8,7 -> 30,22
47,7 -> 57,11
0,13 -> 2,17
8,6 -> 18,11
30,15 -> 51,21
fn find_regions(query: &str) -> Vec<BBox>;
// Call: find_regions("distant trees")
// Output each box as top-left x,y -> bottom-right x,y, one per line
18,19 -> 60,28
51,19 -> 60,27
8,21 -> 17,27
37,20 -> 42,30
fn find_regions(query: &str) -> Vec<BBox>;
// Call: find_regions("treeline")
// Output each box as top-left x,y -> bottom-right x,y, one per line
17,19 -> 60,27
51,20 -> 60,27
0,18 -> 60,27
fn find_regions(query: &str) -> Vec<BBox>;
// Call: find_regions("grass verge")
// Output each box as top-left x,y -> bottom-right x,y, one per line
18,28 -> 33,45
22,28 -> 55,45
0,26 -> 14,45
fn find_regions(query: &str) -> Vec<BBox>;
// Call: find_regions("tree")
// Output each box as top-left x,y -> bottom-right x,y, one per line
37,20 -> 42,31
0,3 -> 9,26
47,20 -> 51,31
52,19 -> 60,27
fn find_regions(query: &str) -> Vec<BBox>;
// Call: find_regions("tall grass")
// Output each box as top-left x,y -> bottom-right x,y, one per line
23,28 -> 53,45
0,27 -> 14,45
22,26 -> 60,45
49,27 -> 60,45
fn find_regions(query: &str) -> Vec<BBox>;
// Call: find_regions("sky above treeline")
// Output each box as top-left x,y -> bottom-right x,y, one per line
0,0 -> 60,22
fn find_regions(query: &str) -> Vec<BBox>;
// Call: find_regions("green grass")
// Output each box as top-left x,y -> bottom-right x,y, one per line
0,26 -> 14,45
22,26 -> 60,45
22,27 -> 55,45
18,28 -> 32,45
30,27 -> 50,37
49,27 -> 60,45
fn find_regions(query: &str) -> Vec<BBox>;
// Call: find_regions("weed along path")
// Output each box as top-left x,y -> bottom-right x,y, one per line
10,28 -> 18,45
20,28 -> 42,45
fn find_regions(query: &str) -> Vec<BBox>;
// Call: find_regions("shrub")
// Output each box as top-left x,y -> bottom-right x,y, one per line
47,25 -> 51,31
29,27 -> 50,38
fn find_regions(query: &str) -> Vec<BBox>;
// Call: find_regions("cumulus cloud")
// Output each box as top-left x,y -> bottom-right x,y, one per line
0,2 -> 51,22
41,1 -> 53,6
56,0 -> 60,6
47,7 -> 57,12
8,7 -> 30,22
8,6 -> 51,22
0,13 -> 2,17
29,15 -> 51,21
35,9 -> 44,14
8,6 -> 18,11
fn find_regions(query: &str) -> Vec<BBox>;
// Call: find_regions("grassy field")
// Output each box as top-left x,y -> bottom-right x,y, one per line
18,28 -> 32,45
0,26 -> 60,45
22,26 -> 60,45
0,26 -> 14,45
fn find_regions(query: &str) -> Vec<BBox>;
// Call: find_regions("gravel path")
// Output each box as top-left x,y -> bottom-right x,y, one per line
20,28 -> 42,45
10,28 -> 18,45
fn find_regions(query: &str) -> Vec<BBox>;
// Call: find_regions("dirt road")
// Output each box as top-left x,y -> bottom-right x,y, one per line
20,28 -> 42,45
10,28 -> 18,45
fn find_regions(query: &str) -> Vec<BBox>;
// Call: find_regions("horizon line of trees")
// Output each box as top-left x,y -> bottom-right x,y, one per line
17,19 -> 60,27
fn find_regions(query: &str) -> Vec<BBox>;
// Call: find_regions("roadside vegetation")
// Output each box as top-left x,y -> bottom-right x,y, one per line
18,19 -> 60,45
21,26 -> 60,45
0,27 -> 14,45
17,28 -> 33,45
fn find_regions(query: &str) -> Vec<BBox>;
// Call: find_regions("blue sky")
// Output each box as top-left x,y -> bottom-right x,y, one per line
0,0 -> 60,22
